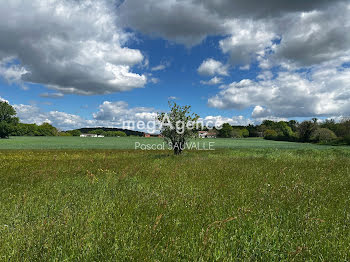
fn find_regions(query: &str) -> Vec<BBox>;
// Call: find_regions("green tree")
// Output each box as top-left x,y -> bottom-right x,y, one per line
158,102 -> 199,155
89,129 -> 105,135
37,123 -> 58,136
68,130 -> 82,136
0,101 -> 19,138
218,123 -> 233,138
115,131 -> 127,137
264,129 -> 278,140
240,128 -> 249,138
288,120 -> 298,132
298,121 -> 317,142
277,121 -> 294,138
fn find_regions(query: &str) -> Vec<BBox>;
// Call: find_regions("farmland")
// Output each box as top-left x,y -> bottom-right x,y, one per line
1,138 -> 350,260
0,136 -> 347,150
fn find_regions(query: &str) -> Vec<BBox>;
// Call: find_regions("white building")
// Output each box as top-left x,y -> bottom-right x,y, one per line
198,131 -> 217,138
80,134 -> 104,138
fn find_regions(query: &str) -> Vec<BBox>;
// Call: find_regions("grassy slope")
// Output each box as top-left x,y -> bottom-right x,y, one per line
1,148 -> 350,260
0,136 -> 347,150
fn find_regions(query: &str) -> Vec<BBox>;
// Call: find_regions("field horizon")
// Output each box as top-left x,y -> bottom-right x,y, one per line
0,136 -> 348,150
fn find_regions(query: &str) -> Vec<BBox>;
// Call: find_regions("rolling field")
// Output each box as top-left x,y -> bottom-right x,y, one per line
1,145 -> 350,260
0,136 -> 346,150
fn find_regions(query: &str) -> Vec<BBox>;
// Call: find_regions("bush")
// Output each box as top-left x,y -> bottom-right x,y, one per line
311,128 -> 337,143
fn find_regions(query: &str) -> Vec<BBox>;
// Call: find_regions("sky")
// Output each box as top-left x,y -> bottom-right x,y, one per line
0,0 -> 350,131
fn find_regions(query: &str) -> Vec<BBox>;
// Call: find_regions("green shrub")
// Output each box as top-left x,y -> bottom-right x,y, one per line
311,128 -> 337,143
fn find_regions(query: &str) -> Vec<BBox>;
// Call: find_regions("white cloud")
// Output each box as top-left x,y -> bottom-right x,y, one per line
200,76 -> 223,85
151,65 -> 166,71
0,0 -> 147,95
208,66 -> 350,118
93,101 -> 158,132
0,96 -> 9,103
118,0 -> 225,46
219,20 -> 277,66
197,59 -> 229,76
118,0 -> 350,69
149,77 -> 160,84
168,96 -> 178,100
201,115 -> 253,127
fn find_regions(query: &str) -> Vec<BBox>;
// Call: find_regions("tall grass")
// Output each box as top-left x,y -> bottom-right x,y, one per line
1,149 -> 350,260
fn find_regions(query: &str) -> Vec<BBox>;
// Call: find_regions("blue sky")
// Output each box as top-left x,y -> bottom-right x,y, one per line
0,0 -> 350,130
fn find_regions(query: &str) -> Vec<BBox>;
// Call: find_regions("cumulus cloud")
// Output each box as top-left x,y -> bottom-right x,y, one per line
219,20 -> 277,66
273,4 -> 350,67
208,66 -> 350,118
200,77 -> 223,85
14,104 -> 94,130
118,0 -> 350,69
0,0 -> 147,95
200,115 -> 253,127
13,100 -> 158,132
197,59 -> 229,76
118,0 -> 225,46
195,0 -> 346,19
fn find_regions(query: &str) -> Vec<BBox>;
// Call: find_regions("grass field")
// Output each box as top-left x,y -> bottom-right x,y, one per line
1,145 -> 350,260
0,136 -> 347,150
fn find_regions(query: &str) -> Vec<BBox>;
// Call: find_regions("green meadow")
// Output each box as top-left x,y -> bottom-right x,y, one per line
1,138 -> 350,260
0,136 -> 346,150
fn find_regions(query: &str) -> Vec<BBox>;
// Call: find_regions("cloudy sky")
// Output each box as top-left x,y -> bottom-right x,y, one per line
0,0 -> 350,130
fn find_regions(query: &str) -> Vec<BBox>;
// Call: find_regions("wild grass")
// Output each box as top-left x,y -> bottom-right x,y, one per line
1,148 -> 350,260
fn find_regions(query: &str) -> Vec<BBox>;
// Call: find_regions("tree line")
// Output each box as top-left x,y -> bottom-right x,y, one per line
214,118 -> 350,145
1,100 -> 349,146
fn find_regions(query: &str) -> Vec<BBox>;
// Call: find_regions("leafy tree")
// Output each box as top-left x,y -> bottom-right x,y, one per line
68,130 -> 82,136
58,132 -> 73,136
218,123 -> 233,138
264,129 -> 278,140
158,102 -> 199,155
288,120 -> 298,132
103,131 -> 127,137
240,128 -> 249,138
0,101 -> 18,138
115,131 -> 127,137
298,121 -> 317,142
277,121 -> 294,138
231,128 -> 249,138
37,123 -> 58,136
247,124 -> 260,137
89,129 -> 105,135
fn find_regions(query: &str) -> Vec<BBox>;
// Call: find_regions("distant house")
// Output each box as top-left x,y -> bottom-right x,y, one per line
198,131 -> 217,138
80,134 -> 104,138
143,133 -> 163,138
